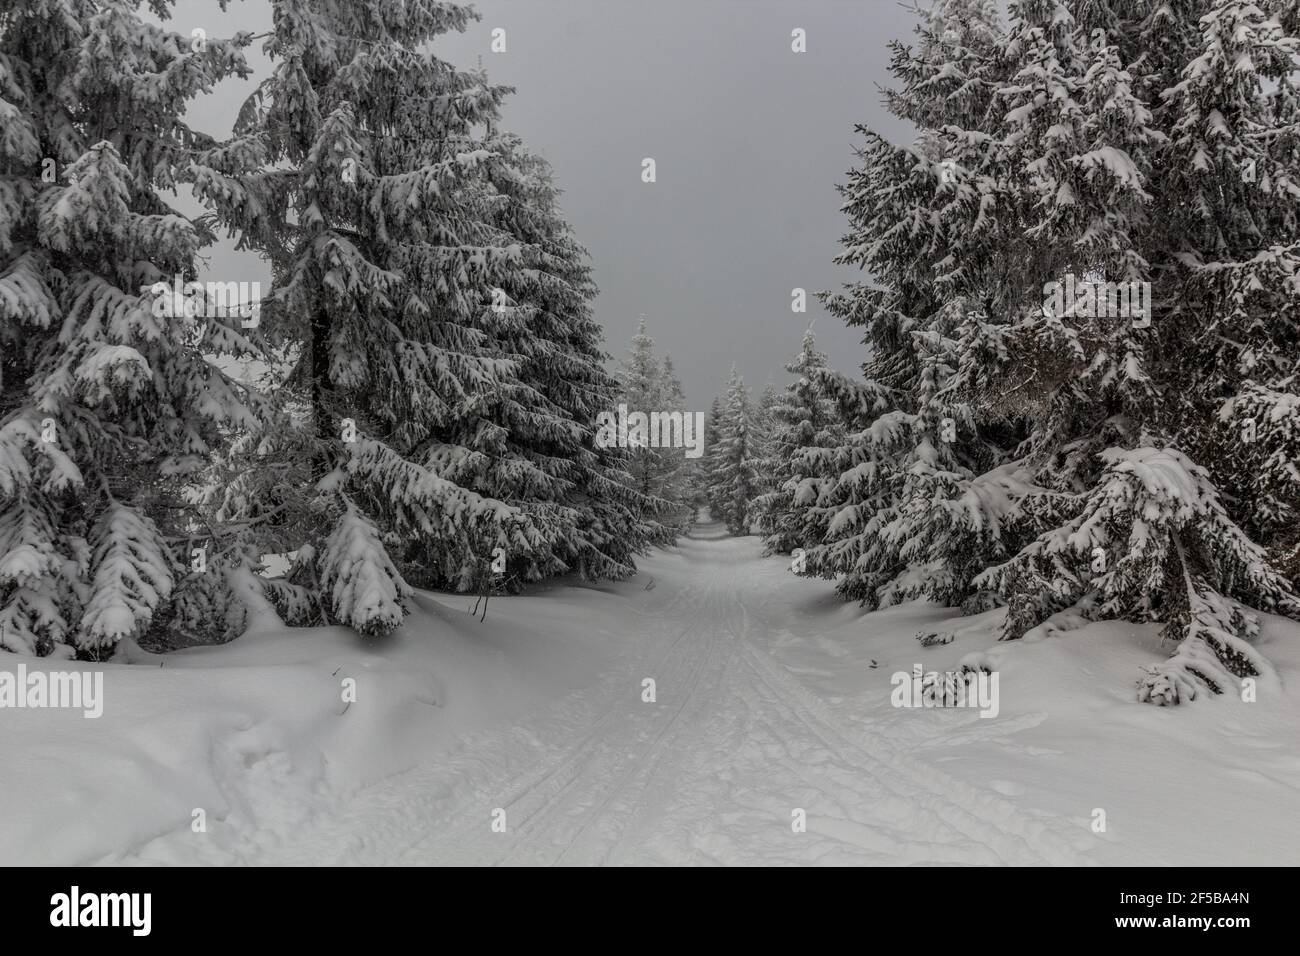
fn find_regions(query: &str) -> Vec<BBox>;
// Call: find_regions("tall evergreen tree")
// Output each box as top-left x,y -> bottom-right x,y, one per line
706,367 -> 758,535
658,354 -> 697,528
612,319 -> 693,538
424,134 -> 658,586
700,394 -> 723,519
750,382 -> 779,502
615,316 -> 662,492
808,0 -> 1022,611
193,1 -> 656,634
0,0 -> 261,657
819,0 -> 1300,702
754,329 -> 845,555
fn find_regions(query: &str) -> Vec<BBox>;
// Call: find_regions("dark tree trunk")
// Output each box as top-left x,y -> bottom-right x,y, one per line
311,304 -> 333,479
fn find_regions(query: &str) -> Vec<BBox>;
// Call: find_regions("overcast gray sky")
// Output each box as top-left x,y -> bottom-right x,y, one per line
175,0 -> 923,407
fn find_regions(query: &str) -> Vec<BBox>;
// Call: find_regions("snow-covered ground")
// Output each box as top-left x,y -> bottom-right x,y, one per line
3,521 -> 1297,866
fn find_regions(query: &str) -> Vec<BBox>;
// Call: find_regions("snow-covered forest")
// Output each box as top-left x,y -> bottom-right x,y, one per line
2,0 -> 1298,878
708,0 -> 1300,708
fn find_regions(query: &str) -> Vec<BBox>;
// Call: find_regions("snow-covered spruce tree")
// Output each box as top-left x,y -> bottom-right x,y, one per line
810,0 -> 1028,611
659,354 -> 699,529
702,403 -> 723,522
1124,0 -> 1300,698
614,317 -> 692,538
753,329 -> 845,556
192,0 -> 509,635
0,1 -> 262,658
419,134 -> 661,585
193,1 -> 655,634
750,383 -> 779,505
1158,0 -> 1300,596
706,367 -> 759,535
823,0 -> 1300,701
794,365 -> 899,601
971,0 -> 1300,702
699,394 -> 723,519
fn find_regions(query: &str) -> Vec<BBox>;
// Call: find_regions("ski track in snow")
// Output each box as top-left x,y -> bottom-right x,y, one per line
121,523 -> 1091,866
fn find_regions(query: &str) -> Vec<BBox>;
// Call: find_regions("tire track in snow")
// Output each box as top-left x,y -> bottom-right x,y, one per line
733,634 -> 1084,865
491,545 -> 1077,866
722,562 -> 1090,865
498,582 -> 734,865
388,571 -> 724,866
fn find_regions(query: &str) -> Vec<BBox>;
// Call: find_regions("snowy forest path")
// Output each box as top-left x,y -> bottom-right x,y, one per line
119,522 -> 1089,866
